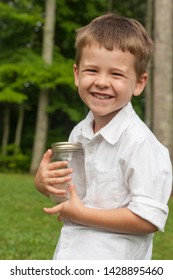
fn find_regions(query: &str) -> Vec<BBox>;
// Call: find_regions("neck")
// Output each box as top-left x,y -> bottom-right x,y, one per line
93,115 -> 113,133
93,110 -> 121,133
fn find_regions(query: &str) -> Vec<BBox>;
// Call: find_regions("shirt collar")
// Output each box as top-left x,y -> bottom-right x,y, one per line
81,111 -> 95,140
81,102 -> 135,145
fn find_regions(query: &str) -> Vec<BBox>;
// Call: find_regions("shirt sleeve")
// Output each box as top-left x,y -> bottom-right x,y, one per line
123,138 -> 172,232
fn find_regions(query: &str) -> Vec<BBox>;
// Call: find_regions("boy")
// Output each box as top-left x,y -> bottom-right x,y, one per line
35,13 -> 172,259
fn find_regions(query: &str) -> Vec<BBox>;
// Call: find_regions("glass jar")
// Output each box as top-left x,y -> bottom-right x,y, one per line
50,142 -> 86,203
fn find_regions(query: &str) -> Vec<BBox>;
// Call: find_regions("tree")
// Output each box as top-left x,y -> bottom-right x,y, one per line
0,64 -> 28,154
145,0 -> 154,129
0,1 -> 42,156
1,105 -> 10,155
153,0 -> 173,162
14,103 -> 25,153
30,0 -> 56,174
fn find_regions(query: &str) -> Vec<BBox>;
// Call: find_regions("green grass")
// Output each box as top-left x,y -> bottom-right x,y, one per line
152,197 -> 173,260
0,173 -> 172,259
0,173 -> 61,259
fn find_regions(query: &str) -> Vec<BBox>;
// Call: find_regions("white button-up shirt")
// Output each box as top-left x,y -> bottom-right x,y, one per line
53,102 -> 172,260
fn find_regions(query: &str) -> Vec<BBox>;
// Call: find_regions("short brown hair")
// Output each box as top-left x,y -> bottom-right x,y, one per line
75,13 -> 154,77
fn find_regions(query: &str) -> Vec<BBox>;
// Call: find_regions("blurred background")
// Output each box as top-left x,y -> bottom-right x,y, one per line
0,0 -> 172,259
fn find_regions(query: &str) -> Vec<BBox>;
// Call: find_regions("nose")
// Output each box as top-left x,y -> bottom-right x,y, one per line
94,74 -> 110,88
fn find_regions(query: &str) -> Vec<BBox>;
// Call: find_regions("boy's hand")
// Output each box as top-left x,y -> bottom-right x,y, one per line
34,149 -> 73,197
43,183 -> 85,223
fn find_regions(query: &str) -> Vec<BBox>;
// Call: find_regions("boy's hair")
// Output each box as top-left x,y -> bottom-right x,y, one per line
75,13 -> 154,77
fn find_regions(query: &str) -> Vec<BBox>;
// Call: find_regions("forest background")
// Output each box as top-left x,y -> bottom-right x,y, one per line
0,0 -> 173,261
0,0 -> 172,174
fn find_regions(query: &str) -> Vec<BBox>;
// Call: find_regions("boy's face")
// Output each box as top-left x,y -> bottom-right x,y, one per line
74,45 -> 147,131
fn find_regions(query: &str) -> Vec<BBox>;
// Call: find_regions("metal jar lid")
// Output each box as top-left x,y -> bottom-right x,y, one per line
51,142 -> 83,152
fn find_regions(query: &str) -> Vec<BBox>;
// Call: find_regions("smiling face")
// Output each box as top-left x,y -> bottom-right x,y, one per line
74,45 -> 147,132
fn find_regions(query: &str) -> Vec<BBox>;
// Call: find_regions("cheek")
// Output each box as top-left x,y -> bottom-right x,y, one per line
78,77 -> 91,89
114,80 -> 134,93
112,80 -> 127,92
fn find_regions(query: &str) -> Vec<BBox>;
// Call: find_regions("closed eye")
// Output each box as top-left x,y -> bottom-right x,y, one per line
83,69 -> 97,73
112,72 -> 123,77
86,69 -> 97,73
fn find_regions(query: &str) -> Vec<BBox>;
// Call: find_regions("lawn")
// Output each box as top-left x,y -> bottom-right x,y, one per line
0,173 -> 61,259
0,173 -> 172,260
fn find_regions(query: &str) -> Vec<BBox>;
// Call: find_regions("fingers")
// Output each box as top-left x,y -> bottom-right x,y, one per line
48,160 -> 69,171
38,157 -> 73,186
47,166 -> 73,179
44,185 -> 67,195
44,169 -> 73,192
67,182 -> 75,192
47,182 -> 76,197
36,150 -> 74,197
41,149 -> 52,166
41,150 -> 71,174
43,204 -> 62,215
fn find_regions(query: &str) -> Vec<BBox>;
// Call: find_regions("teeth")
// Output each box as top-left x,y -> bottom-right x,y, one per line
92,93 -> 112,100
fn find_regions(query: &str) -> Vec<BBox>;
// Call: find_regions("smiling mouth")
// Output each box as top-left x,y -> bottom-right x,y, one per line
91,92 -> 113,100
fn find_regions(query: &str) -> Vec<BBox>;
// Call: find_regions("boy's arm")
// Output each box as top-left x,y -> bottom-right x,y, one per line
44,183 -> 158,234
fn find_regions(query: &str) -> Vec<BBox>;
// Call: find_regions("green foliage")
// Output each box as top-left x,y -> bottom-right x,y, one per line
0,48 -> 74,104
0,1 -> 42,49
132,94 -> 145,120
0,144 -> 30,172
0,88 -> 27,104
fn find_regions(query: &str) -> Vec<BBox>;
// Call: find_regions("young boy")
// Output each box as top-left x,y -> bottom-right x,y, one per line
35,13 -> 172,259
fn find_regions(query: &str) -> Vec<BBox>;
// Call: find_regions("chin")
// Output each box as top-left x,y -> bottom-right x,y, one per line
94,110 -> 118,118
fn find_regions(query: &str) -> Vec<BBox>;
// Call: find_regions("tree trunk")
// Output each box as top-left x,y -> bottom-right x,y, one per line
145,0 -> 154,129
30,0 -> 56,174
1,105 -> 10,155
14,103 -> 25,153
153,0 -> 173,162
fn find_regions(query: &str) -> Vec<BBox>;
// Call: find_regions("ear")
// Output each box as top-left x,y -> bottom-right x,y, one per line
73,64 -> 79,87
133,73 -> 148,97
